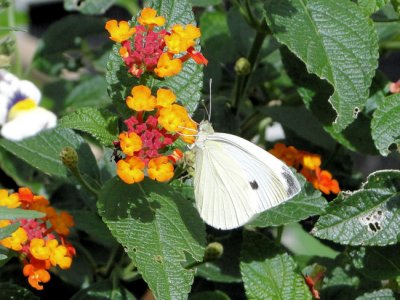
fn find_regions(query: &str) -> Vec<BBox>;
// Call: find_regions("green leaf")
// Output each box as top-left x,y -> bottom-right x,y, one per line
355,289 -> 394,300
391,0 -> 400,14
0,283 -> 39,300
350,244 -> 400,280
33,15 -> 108,75
249,173 -> 327,227
191,0 -> 222,7
312,170 -> 400,246
0,127 -> 100,180
60,107 -> 118,147
98,177 -> 206,300
0,222 -> 20,239
71,280 -> 136,300
64,0 -> 115,15
106,0 -> 203,115
189,290 -> 230,300
264,0 -> 379,131
63,76 -> 111,110
0,245 -> 15,267
357,0 -> 390,16
0,207 -> 45,220
371,94 -> 400,156
240,231 -> 312,300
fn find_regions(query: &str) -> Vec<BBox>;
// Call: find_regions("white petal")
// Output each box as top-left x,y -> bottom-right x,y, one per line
265,122 -> 285,142
1,107 -> 57,141
0,95 -> 8,125
19,80 -> 41,103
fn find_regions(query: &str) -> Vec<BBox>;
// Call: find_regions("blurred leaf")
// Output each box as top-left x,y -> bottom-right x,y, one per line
0,222 -> 19,239
350,244 -> 400,280
189,290 -> 230,300
391,0 -> 400,14
0,128 -> 100,181
33,15 -> 109,76
355,289 -> 394,299
71,280 -> 136,300
64,76 -> 111,110
60,107 -> 118,147
0,245 -> 14,268
249,173 -> 327,227
264,0 -> 378,131
196,231 -> 242,283
261,106 -> 336,150
357,0 -> 390,16
72,210 -> 116,248
371,93 -> 400,156
240,231 -> 312,299
0,207 -> 45,220
106,0 -> 203,115
98,177 -> 206,300
0,283 -> 39,300
64,0 -> 115,15
191,0 -> 222,7
312,170 -> 400,246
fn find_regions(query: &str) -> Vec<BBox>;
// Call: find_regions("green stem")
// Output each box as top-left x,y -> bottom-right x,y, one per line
7,1 -> 22,77
71,168 -> 100,197
99,245 -> 122,277
276,225 -> 284,244
232,22 -> 268,115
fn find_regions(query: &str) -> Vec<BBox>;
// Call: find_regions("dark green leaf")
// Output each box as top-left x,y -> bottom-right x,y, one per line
350,244 -> 400,280
357,0 -> 390,16
264,0 -> 379,131
249,173 -> 327,227
355,289 -> 394,300
240,231 -> 312,300
371,93 -> 400,156
0,245 -> 15,267
312,170 -> 400,246
0,127 -> 100,180
0,207 -> 45,220
60,107 -> 118,147
191,0 -> 222,7
71,280 -> 136,300
189,290 -> 230,300
98,177 -> 206,300
64,0 -> 115,15
0,282 -> 39,300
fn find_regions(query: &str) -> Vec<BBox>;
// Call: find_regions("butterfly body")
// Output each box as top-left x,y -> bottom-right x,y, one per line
192,120 -> 300,230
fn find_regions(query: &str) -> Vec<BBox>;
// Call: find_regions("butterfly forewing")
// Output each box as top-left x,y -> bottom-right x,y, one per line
193,122 -> 301,230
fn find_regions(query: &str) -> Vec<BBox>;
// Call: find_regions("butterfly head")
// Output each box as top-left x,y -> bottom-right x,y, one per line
198,120 -> 214,135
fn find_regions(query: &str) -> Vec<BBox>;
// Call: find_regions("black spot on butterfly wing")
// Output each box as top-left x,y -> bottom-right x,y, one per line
249,180 -> 259,190
281,167 -> 298,196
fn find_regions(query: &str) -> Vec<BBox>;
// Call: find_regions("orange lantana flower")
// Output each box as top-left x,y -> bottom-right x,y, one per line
148,156 -> 174,182
117,156 -> 146,184
105,20 -> 136,43
126,85 -> 156,112
154,53 -> 182,78
137,7 -> 166,27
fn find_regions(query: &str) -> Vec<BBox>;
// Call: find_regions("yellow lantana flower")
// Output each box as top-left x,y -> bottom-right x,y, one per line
105,20 -> 136,43
154,53 -> 182,78
126,85 -> 156,112
137,7 -> 166,27
148,156 -> 174,182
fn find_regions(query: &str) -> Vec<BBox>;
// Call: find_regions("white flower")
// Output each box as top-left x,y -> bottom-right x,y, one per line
0,69 -> 57,141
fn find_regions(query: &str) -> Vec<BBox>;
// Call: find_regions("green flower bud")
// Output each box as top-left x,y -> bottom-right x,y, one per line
204,242 -> 223,261
60,147 -> 78,170
234,57 -> 251,76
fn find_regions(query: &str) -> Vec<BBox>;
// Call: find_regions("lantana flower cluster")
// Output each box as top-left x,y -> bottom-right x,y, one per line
0,188 -> 75,290
105,7 -> 204,184
105,7 -> 207,78
269,143 -> 340,195
115,85 -> 197,184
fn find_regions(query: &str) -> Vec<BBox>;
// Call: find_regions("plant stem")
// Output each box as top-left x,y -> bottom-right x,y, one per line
276,225 -> 284,244
71,168 -> 100,197
7,1 -> 22,77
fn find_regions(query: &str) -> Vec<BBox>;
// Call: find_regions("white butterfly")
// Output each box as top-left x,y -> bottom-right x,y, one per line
192,120 -> 301,230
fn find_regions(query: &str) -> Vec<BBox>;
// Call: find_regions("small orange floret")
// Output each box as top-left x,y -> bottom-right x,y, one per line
47,239 -> 72,269
269,143 -> 301,167
302,154 -> 321,171
23,264 -> 51,291
154,53 -> 182,78
168,149 -> 184,164
138,7 -> 165,27
105,20 -> 136,43
47,208 -> 75,236
148,156 -> 174,182
165,24 -> 201,54
126,85 -> 156,112
156,88 -> 176,108
314,168 -> 340,195
0,226 -> 28,251
117,156 -> 146,184
119,132 -> 143,156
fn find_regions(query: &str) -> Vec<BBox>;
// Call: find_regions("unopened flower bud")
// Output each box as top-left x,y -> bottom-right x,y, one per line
204,242 -> 223,261
60,147 -> 78,170
234,57 -> 251,76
